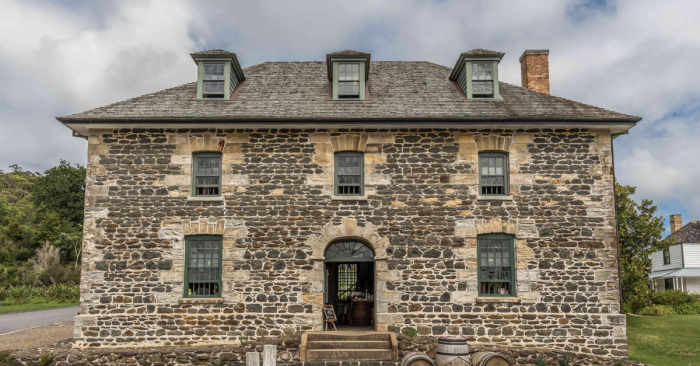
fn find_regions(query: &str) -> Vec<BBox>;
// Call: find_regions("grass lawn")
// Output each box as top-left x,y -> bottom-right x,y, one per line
627,314 -> 700,366
0,301 -> 78,314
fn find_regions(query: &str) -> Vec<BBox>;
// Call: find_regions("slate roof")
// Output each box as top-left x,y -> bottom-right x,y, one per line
667,221 -> 700,243
58,60 -> 641,123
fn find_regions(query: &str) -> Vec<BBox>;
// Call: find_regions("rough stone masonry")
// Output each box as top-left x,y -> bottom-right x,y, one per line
75,127 -> 625,358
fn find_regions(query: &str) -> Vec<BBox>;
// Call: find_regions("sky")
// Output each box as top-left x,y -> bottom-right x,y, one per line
0,0 -> 699,233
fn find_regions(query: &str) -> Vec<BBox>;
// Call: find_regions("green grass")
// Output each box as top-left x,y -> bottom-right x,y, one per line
0,301 -> 78,314
627,314 -> 700,366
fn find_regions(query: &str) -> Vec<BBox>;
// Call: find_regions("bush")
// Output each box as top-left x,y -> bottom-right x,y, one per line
671,302 -> 700,315
652,290 -> 700,305
36,263 -> 80,286
636,305 -> 677,316
0,284 -> 79,304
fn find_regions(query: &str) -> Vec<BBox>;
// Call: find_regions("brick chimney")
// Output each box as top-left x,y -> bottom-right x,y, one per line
519,49 -> 550,94
670,214 -> 682,234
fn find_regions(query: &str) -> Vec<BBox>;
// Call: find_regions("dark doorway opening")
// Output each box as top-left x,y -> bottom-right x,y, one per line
324,241 -> 375,329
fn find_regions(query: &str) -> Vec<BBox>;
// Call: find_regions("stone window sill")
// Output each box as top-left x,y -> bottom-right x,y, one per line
477,195 -> 514,201
187,196 -> 225,202
178,298 -> 224,304
331,195 -> 368,201
476,297 -> 521,304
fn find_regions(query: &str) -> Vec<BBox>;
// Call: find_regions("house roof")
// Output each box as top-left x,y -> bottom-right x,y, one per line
57,59 -> 641,124
650,268 -> 700,278
667,221 -> 700,243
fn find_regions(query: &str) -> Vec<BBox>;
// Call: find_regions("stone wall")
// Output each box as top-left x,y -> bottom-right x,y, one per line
77,128 -> 624,357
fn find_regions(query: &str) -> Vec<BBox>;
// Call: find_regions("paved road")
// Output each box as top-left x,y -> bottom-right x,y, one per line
0,306 -> 79,335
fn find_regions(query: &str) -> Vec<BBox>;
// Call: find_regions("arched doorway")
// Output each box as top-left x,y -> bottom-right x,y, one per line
324,240 -> 375,329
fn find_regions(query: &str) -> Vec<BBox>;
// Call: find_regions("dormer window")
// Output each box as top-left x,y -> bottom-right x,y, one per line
190,49 -> 245,100
449,49 -> 504,100
327,50 -> 370,101
338,63 -> 360,98
203,63 -> 225,98
471,62 -> 494,98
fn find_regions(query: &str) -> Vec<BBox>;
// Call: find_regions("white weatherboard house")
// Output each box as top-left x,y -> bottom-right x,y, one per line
650,215 -> 700,293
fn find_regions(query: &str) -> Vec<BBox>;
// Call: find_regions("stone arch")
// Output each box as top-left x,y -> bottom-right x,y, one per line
307,218 -> 389,260
474,134 -> 513,152
189,133 -> 226,153
330,133 -> 369,152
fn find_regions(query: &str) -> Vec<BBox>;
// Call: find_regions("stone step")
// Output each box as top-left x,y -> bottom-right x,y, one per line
308,340 -> 392,350
306,349 -> 394,361
307,333 -> 392,342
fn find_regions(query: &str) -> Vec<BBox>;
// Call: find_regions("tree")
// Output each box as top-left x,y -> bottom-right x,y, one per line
32,160 -> 86,225
616,183 -> 670,310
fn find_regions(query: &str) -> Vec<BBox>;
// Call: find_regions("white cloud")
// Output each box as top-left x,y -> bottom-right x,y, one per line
0,0 -> 699,226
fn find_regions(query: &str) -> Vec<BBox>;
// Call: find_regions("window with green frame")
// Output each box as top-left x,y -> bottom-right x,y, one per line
185,235 -> 222,298
338,63 -> 360,98
335,152 -> 363,196
192,153 -> 222,196
471,62 -> 495,98
663,249 -> 671,265
479,152 -> 508,196
477,234 -> 515,297
202,63 -> 225,99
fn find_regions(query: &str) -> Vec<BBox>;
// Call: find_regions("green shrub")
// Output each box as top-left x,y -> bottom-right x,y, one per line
652,290 -> 699,305
39,354 -> 53,365
536,360 -> 547,366
637,305 -> 677,316
402,328 -> 418,337
0,284 -> 79,304
36,263 -> 80,286
671,302 -> 700,315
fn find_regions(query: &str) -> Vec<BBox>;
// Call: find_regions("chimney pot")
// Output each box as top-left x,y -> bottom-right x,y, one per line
520,49 -> 550,94
670,214 -> 682,234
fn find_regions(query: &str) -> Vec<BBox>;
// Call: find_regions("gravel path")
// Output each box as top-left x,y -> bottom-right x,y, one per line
0,306 -> 78,334
0,321 -> 74,351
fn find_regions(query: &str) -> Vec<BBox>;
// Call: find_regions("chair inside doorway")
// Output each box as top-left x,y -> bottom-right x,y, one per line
325,241 -> 375,329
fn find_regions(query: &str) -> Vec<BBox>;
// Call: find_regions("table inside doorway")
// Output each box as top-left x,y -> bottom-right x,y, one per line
348,299 -> 374,327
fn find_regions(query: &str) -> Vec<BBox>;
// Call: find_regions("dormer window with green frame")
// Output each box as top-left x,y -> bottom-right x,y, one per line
326,50 -> 371,101
338,63 -> 361,98
190,49 -> 246,100
449,49 -> 504,101
202,63 -> 225,98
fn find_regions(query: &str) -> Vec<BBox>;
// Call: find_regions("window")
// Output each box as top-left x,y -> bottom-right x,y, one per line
478,234 -> 515,297
338,63 -> 360,98
663,249 -> 671,265
203,63 -> 225,98
479,153 -> 508,196
185,236 -> 222,298
471,62 -> 494,98
193,153 -> 222,196
335,152 -> 363,196
664,278 -> 674,290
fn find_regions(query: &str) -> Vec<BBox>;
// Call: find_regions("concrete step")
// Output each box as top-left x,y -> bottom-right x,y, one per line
306,349 -> 394,361
308,340 -> 392,350
307,333 -> 392,342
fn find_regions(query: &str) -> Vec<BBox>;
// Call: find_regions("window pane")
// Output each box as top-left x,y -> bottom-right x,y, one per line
204,81 -> 224,93
472,81 -> 493,94
205,63 -> 225,80
472,63 -> 493,80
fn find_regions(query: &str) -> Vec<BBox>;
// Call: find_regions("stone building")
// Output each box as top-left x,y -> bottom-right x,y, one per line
59,48 -> 639,359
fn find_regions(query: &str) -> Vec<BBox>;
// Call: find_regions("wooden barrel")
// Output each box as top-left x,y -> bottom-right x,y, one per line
350,300 -> 373,326
436,337 -> 470,366
401,352 -> 435,366
470,352 -> 509,366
